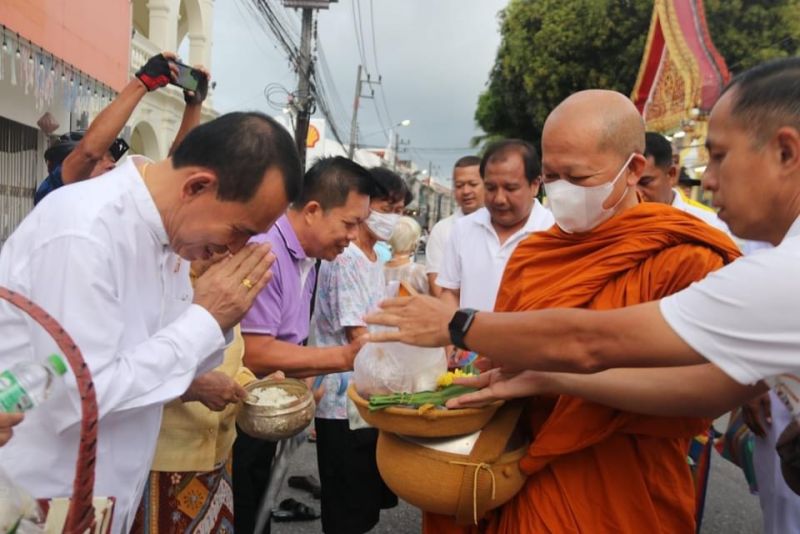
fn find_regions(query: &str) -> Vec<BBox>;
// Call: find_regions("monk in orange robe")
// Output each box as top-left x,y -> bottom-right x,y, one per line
424,90 -> 741,533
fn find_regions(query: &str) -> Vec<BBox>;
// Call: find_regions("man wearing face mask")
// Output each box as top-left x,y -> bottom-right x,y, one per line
436,140 -> 554,312
421,90 -> 741,534
309,167 -> 405,534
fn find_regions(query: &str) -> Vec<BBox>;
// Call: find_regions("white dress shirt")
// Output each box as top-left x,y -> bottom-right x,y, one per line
425,208 -> 463,274
437,200 -> 554,310
0,156 -> 226,533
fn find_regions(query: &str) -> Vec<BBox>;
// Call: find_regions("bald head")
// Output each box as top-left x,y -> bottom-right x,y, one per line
543,90 -> 645,157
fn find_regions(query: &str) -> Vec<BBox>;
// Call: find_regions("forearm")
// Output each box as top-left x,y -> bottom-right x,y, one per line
428,274 -> 443,297
62,78 -> 147,183
169,103 -> 202,156
463,301 -> 707,372
243,335 -> 352,378
545,364 -> 767,418
440,288 -> 459,308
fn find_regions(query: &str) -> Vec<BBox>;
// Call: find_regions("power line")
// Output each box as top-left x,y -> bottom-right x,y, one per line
350,0 -> 368,69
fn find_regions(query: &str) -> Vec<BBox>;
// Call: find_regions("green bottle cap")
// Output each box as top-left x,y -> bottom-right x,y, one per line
47,355 -> 68,376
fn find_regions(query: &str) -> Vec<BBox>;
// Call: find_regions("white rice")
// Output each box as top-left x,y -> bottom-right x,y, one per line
251,386 -> 297,407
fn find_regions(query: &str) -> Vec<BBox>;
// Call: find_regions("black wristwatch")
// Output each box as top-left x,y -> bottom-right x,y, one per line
449,308 -> 478,351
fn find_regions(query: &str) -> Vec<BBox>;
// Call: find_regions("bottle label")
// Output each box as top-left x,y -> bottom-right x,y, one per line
0,371 -> 33,412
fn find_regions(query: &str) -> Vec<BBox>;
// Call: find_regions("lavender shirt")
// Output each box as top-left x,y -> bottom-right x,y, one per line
241,215 -> 316,348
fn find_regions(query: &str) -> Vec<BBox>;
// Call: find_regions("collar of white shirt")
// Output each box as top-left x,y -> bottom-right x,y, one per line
473,199 -> 548,237
127,155 -> 169,247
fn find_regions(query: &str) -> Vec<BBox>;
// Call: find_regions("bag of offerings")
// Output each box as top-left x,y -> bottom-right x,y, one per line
352,341 -> 447,398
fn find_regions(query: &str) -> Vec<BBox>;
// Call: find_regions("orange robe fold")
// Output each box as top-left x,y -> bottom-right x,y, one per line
425,203 -> 741,534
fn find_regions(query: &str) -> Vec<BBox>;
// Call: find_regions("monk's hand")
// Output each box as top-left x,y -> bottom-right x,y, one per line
182,371 -> 248,411
193,244 -> 274,331
0,412 -> 24,447
742,392 -> 772,438
446,369 -> 553,409
777,419 -> 800,496
364,295 -> 455,347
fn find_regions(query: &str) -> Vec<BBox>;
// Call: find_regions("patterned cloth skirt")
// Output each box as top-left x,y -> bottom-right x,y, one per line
131,459 -> 234,534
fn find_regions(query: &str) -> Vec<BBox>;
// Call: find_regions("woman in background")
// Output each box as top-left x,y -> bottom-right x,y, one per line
384,216 -> 430,295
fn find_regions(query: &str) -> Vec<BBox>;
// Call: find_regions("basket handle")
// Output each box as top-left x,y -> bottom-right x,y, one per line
0,287 -> 97,533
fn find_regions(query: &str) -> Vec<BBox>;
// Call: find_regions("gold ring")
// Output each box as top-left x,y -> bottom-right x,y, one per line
242,278 -> 254,289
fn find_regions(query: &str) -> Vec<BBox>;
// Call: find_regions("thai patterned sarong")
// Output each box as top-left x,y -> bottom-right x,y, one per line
131,459 -> 234,533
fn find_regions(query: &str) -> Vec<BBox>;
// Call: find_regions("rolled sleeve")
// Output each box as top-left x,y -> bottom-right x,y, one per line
435,223 -> 462,290
425,222 -> 447,274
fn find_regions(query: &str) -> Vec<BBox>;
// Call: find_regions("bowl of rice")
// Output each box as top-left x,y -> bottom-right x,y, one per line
237,378 -> 315,441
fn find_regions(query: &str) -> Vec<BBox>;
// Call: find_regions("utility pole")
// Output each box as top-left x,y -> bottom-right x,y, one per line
294,7 -> 314,167
283,0 -> 338,167
347,64 -> 363,159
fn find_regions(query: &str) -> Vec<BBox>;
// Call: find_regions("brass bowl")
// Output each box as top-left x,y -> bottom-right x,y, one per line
347,384 -> 503,438
237,378 -> 315,441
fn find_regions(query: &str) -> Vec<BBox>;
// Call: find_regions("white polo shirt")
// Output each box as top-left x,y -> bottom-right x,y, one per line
437,200 -> 554,311
425,208 -> 463,275
671,188 -> 731,234
660,216 -> 800,391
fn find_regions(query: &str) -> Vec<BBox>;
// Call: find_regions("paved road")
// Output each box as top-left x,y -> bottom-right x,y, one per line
270,435 -> 763,534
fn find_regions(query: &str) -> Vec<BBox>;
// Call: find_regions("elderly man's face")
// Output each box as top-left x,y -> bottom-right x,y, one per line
637,157 -> 677,204
483,153 -> 538,229
169,166 -> 289,261
703,90 -> 787,242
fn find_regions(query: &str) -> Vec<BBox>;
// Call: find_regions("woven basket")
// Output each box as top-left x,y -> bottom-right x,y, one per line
347,384 -> 502,438
376,401 -> 528,525
0,287 -> 105,533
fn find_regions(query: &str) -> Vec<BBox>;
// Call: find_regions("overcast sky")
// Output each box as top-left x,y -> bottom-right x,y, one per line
210,0 -> 509,183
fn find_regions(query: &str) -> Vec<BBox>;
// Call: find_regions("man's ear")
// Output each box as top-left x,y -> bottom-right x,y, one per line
180,170 -> 218,200
302,200 -> 322,224
627,154 -> 648,186
775,126 -> 800,176
667,164 -> 679,187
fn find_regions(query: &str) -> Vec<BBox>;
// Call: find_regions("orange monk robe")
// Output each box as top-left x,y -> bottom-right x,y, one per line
424,202 -> 741,534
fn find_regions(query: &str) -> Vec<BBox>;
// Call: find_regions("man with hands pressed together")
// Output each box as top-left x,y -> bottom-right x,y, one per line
0,111 -> 301,533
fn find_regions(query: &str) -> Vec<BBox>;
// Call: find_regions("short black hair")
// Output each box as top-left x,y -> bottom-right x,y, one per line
369,167 -> 407,203
644,132 -> 673,170
172,112 -> 302,203
722,57 -> 800,146
292,156 -> 372,211
454,155 -> 480,169
479,139 -> 541,184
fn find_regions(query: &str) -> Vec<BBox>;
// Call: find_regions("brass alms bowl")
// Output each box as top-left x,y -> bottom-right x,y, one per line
237,378 -> 315,441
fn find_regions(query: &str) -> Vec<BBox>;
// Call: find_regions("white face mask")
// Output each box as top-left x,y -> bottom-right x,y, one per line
544,153 -> 635,233
365,211 -> 401,241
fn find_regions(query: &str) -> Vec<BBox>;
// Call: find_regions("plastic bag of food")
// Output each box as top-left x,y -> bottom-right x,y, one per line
352,341 -> 447,397
0,467 -> 44,533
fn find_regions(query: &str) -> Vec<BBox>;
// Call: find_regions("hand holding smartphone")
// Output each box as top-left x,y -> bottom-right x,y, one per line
169,61 -> 209,100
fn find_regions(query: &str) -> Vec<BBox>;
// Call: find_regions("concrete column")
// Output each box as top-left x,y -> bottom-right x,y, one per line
147,0 -> 179,53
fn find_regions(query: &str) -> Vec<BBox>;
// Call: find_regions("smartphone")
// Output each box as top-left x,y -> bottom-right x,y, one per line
170,61 -> 206,93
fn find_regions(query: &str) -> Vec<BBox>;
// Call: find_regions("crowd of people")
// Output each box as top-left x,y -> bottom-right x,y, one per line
0,48 -> 798,534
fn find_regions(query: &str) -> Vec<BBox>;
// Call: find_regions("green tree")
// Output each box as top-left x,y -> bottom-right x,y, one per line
476,0 -> 800,146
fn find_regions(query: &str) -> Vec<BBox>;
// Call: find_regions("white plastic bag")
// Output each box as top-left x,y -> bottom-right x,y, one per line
0,467 -> 43,533
352,341 -> 447,397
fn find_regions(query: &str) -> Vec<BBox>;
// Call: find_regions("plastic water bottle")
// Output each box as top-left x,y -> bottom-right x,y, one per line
0,355 -> 67,413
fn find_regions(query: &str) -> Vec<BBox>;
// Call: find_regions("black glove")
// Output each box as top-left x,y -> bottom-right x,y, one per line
184,72 -> 209,105
135,54 -> 172,92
